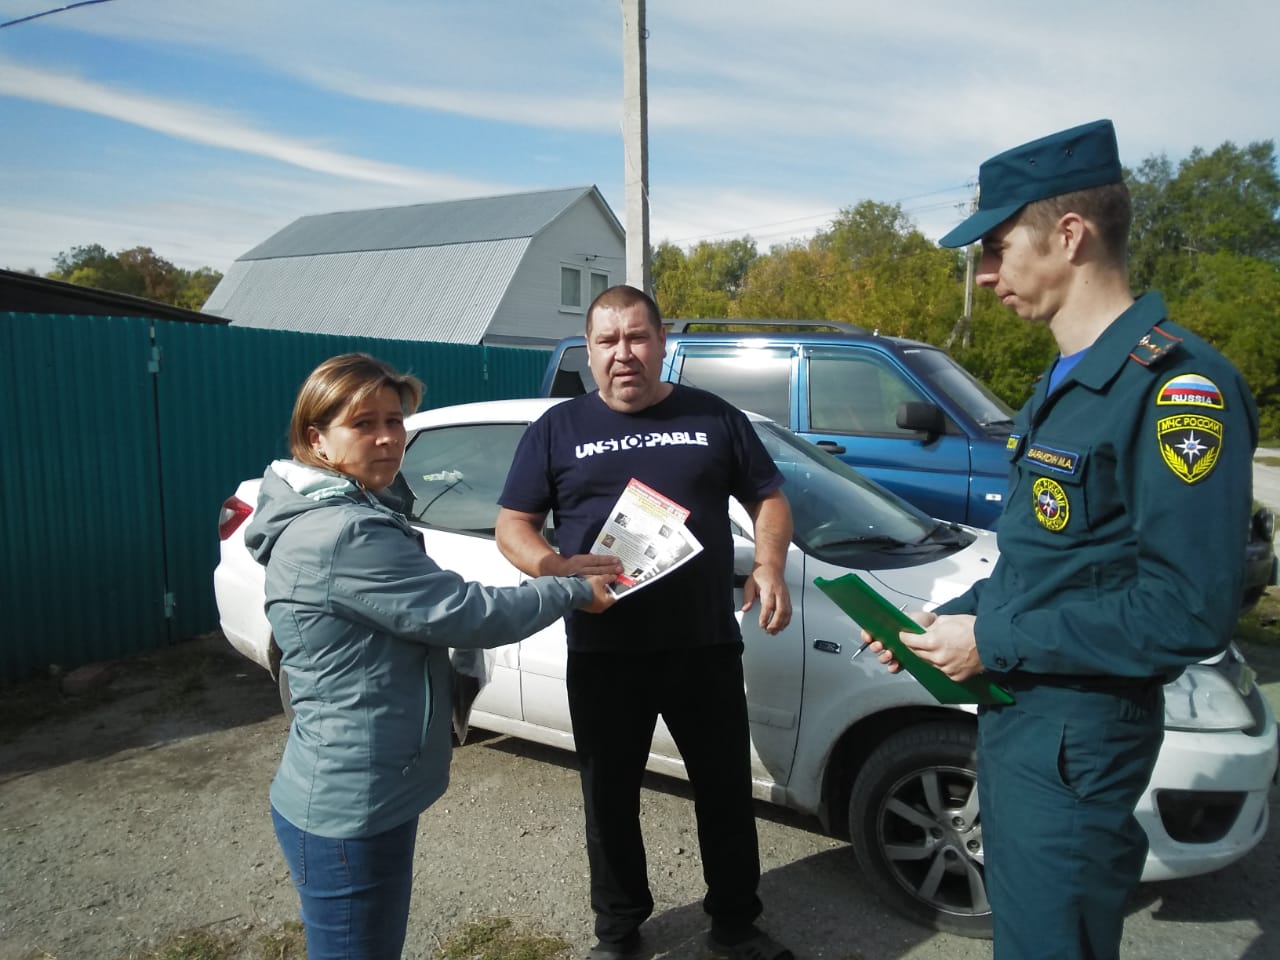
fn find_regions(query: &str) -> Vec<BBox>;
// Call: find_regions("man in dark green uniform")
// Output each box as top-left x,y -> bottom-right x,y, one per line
870,119 -> 1259,959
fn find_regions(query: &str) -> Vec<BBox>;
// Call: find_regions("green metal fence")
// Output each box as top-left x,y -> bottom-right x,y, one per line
0,312 -> 547,683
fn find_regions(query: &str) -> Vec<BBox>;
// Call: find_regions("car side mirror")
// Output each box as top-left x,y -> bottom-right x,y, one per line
897,401 -> 947,438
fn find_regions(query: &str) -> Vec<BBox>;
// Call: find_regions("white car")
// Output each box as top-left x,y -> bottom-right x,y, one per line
214,398 -> 1278,939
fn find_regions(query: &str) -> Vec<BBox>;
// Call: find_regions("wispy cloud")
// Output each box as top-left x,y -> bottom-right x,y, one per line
3,0 -> 1278,275
0,59 -> 507,194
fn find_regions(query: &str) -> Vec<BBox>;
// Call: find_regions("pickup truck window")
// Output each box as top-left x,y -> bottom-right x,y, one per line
675,346 -> 792,423
549,344 -> 593,396
807,348 -> 928,436
905,347 -> 1015,432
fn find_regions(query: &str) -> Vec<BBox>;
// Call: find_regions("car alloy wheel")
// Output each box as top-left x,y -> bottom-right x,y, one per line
848,721 -> 992,939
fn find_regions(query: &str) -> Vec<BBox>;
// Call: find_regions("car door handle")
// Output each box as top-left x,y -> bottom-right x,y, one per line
816,441 -> 846,455
732,572 -> 749,588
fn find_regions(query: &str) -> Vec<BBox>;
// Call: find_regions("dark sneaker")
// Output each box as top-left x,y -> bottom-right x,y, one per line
706,924 -> 794,960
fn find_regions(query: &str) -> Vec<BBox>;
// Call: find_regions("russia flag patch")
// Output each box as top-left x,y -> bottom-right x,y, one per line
1156,373 -> 1224,409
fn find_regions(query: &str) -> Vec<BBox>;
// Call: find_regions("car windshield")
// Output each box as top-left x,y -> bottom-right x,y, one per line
749,420 -> 969,566
904,347 -> 1016,432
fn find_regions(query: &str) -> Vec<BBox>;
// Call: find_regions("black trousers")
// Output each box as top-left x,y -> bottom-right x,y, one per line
566,643 -> 764,942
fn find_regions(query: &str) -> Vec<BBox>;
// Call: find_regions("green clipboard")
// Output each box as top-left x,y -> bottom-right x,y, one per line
814,573 -> 1013,706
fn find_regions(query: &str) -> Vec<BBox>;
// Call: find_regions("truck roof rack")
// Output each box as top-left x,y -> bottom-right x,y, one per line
673,318 -> 868,335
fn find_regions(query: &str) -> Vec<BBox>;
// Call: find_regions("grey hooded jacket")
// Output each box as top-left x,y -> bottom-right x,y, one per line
245,460 -> 593,838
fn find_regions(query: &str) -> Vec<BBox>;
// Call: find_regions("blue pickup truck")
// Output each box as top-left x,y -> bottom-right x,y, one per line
542,324 -> 1017,529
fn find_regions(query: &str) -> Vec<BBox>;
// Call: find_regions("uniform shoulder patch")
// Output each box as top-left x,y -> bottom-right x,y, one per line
1129,325 -> 1182,367
1157,413 -> 1223,484
1156,372 -> 1224,409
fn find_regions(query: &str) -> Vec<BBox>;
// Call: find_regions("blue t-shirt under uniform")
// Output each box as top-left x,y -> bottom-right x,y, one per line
499,385 -> 784,653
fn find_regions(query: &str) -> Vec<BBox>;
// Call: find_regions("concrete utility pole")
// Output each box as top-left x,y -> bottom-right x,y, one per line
621,0 -> 651,293
946,183 -> 979,351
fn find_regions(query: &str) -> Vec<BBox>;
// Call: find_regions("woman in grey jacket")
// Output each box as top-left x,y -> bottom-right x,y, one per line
245,353 -> 615,960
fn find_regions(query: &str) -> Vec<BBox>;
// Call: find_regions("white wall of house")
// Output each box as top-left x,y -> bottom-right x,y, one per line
486,194 -> 625,346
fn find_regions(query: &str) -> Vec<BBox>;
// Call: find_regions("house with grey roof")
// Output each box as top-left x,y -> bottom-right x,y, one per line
202,185 -> 625,346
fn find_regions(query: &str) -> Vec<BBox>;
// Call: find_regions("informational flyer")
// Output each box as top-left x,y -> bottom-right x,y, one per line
589,478 -> 703,597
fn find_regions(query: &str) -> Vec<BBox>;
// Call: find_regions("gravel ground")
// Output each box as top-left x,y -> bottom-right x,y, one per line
1,634 -> 1277,960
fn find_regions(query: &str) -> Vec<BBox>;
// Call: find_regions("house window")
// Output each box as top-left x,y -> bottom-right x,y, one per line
561,265 -> 583,311
590,270 -> 610,302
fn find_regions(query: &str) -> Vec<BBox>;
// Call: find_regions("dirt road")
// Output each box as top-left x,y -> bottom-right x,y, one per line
1,636 -> 1277,960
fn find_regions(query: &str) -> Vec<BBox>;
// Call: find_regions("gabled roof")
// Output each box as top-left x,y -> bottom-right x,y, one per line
205,185 -> 624,344
238,185 -> 622,261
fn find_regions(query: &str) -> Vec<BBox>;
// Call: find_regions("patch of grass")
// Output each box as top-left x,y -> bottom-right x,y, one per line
1255,455 -> 1280,468
128,929 -> 231,960
1237,586 -> 1280,647
253,921 -> 306,960
109,916 -> 567,960
116,921 -> 305,960
435,916 -> 571,960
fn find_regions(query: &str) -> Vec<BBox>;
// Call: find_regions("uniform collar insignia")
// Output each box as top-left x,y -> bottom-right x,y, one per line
1129,324 -> 1182,367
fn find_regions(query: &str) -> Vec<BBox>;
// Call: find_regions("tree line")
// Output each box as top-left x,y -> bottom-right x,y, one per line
43,243 -> 223,313
651,140 -> 1280,438
38,140 -> 1278,436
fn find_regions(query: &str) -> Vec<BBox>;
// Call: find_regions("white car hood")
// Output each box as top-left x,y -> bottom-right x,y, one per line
859,527 -> 999,611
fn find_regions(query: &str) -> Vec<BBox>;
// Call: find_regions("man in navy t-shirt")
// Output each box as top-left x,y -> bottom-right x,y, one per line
497,285 -> 794,960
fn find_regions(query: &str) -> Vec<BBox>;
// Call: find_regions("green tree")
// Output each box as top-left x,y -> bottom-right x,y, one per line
736,242 -> 841,320
813,200 -> 926,269
48,244 -> 222,310
1168,250 -> 1280,438
1129,140 -> 1280,294
176,267 -> 223,311
651,238 -> 758,320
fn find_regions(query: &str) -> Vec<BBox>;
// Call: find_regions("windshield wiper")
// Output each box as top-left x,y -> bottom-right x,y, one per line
922,521 -> 973,546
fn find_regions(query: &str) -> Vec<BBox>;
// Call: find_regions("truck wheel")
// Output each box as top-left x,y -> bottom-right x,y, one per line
277,668 -> 295,722
268,635 -> 295,722
848,721 -> 992,939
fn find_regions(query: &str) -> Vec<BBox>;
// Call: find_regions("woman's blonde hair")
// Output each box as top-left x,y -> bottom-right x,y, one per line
288,353 -> 424,469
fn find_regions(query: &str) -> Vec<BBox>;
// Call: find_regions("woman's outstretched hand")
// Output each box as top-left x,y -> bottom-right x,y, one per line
578,575 -> 618,614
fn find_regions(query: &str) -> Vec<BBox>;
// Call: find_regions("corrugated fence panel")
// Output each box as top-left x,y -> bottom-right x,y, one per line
1,313 -> 547,680
154,322 -> 547,642
0,313 -> 167,681
480,344 -> 548,401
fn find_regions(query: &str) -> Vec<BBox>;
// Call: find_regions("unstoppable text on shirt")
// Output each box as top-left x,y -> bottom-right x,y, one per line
576,430 -> 709,459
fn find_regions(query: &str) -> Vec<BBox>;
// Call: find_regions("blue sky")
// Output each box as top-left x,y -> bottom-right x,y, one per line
2,0 -> 1277,275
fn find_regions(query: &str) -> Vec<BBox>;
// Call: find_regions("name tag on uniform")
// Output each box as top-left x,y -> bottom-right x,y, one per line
1022,442 -> 1081,476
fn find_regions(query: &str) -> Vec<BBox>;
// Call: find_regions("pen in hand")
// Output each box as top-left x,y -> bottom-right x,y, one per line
851,603 -> 908,660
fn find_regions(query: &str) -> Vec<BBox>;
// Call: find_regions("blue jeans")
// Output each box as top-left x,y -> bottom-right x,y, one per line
271,805 -> 419,960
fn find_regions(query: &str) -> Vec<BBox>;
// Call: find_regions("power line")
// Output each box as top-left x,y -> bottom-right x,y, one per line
663,182 -> 974,247
1,0 -> 116,29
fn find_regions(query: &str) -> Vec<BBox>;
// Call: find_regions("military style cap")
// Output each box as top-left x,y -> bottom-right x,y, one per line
939,119 -> 1124,248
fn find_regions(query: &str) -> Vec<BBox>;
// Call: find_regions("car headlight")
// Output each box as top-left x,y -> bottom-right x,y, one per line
1163,664 -> 1255,732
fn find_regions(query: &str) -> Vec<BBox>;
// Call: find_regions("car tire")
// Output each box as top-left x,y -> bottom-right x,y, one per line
277,668 -> 295,722
848,720 -> 992,939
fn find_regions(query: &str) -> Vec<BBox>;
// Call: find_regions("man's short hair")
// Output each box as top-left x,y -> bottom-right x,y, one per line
1017,180 -> 1133,267
586,284 -> 662,333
